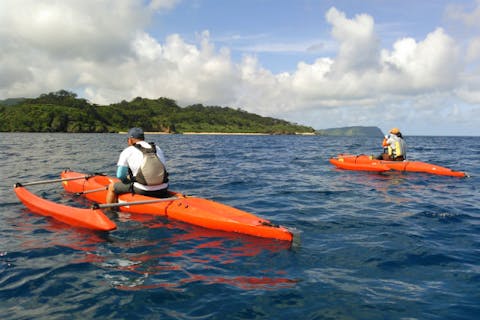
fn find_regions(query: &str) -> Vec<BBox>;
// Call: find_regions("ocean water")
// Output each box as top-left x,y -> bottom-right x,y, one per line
0,133 -> 479,320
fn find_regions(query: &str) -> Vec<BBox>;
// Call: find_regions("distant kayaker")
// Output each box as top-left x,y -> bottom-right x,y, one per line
377,128 -> 407,161
106,127 -> 169,204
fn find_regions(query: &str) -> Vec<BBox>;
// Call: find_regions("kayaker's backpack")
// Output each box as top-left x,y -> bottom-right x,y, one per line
133,143 -> 168,185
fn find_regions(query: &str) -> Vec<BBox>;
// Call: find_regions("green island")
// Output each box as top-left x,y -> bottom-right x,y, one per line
316,126 -> 384,137
0,90 -> 315,134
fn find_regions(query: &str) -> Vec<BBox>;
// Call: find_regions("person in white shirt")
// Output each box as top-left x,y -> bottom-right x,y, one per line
106,127 -> 169,204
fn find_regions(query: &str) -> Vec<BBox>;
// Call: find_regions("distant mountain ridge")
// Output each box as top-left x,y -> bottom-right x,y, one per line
0,98 -> 26,106
316,126 -> 384,137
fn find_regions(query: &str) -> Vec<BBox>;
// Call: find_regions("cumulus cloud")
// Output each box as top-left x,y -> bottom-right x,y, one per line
0,0 -> 147,61
326,7 -> 380,73
149,0 -> 182,11
0,1 -> 478,135
445,0 -> 480,28
0,0 -> 149,97
443,0 -> 480,115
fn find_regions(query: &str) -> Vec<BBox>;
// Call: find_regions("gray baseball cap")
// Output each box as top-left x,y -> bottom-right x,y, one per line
128,127 -> 145,139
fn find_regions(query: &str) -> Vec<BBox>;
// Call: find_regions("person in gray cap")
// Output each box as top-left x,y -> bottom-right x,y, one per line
106,127 -> 169,204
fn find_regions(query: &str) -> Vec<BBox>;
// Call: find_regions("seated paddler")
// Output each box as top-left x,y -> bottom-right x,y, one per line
377,127 -> 407,161
106,127 -> 169,204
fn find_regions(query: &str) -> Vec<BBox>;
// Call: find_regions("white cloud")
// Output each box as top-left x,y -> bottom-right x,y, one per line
149,0 -> 182,11
0,1 -> 478,135
0,0 -> 147,61
0,0 -> 149,98
381,28 -> 459,91
445,0 -> 480,27
326,7 -> 380,73
466,37 -> 480,62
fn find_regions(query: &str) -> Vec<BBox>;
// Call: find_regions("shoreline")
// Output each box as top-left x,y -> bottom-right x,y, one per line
181,132 -> 269,135
120,131 -> 316,136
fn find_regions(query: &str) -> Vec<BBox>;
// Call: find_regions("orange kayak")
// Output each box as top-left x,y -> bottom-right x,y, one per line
14,184 -> 117,231
60,170 -> 293,241
330,154 -> 467,177
330,157 -> 391,172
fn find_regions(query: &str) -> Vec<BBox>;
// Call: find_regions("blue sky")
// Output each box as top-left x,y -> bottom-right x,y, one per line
1,0 -> 479,135
151,1 -> 447,72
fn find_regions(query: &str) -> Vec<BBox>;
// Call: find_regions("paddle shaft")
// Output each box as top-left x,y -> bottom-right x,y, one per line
92,196 -> 180,209
16,174 -> 101,187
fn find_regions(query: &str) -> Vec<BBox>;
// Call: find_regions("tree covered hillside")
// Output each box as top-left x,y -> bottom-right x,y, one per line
315,126 -> 384,137
0,90 -> 314,134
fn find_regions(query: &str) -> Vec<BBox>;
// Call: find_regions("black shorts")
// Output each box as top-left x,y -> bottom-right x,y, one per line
113,182 -> 169,198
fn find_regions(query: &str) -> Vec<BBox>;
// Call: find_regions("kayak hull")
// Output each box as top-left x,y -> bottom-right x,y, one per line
329,157 -> 390,172
14,185 -> 116,231
330,154 -> 467,177
61,170 -> 293,242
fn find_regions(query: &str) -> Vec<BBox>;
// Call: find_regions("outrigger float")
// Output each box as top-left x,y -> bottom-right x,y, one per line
14,183 -> 117,231
13,170 -> 293,241
330,154 -> 468,177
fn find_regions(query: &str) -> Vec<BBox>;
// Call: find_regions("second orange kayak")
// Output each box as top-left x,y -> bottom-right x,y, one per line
330,154 -> 467,177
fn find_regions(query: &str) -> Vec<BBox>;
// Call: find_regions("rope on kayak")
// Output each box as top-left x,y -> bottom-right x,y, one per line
74,186 -> 109,196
